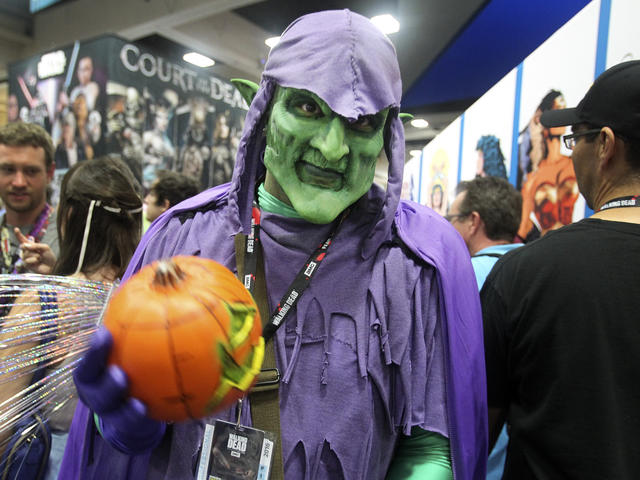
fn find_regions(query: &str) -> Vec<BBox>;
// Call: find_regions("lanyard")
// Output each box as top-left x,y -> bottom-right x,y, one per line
243,205 -> 346,343
1,204 -> 52,273
597,195 -> 640,212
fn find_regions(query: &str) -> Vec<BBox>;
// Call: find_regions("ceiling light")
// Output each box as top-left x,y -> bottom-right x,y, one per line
409,150 -> 422,157
370,14 -> 400,34
410,118 -> 429,129
183,52 -> 215,68
265,36 -> 281,48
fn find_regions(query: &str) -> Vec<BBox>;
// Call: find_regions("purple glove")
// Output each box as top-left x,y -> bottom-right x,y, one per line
74,327 -> 166,454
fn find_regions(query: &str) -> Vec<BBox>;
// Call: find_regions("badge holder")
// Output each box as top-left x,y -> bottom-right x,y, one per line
196,399 -> 276,480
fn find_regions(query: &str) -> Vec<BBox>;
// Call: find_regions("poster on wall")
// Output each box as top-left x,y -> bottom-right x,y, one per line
415,117 -> 461,216
401,0 -> 637,242
606,0 -> 640,68
401,154 -> 421,202
8,35 -> 248,204
9,37 -> 109,205
459,69 -> 517,183
109,38 -> 247,190
8,39 -> 108,158
516,0 -> 599,241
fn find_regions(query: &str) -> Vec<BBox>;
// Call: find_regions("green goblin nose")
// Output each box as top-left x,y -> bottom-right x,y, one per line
310,117 -> 350,163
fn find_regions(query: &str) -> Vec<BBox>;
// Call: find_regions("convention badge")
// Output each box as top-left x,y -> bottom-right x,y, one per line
196,419 -> 275,480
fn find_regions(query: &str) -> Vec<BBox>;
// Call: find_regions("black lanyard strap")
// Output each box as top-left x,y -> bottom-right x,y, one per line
471,253 -> 503,259
244,204 -> 346,344
598,195 -> 640,212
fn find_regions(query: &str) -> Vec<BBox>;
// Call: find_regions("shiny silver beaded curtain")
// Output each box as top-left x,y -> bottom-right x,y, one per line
0,275 -> 115,457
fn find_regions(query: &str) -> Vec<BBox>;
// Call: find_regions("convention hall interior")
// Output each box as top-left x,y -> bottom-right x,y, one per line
0,0 -> 594,158
0,1 -> 638,479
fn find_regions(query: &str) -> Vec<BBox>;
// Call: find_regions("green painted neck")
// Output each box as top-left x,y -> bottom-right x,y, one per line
258,183 -> 303,219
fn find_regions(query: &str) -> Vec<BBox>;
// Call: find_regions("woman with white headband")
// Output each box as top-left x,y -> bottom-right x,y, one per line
52,154 -> 143,281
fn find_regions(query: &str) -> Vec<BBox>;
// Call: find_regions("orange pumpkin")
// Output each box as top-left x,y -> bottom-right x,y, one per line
103,256 -> 264,422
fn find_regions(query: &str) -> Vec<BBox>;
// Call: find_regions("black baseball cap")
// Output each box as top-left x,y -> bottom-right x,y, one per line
540,60 -> 640,140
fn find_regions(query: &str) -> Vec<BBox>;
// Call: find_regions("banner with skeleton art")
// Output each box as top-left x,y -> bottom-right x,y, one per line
8,34 -> 248,200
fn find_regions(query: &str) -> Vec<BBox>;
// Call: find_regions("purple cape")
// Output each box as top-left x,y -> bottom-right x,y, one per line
60,9 -> 486,479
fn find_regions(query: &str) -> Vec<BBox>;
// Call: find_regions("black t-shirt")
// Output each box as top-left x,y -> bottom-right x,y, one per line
481,218 -> 640,480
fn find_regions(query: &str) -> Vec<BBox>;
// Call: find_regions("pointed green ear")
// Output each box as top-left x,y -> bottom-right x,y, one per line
231,79 -> 259,107
399,113 -> 414,124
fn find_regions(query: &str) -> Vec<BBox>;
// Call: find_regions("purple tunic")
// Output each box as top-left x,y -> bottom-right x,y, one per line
60,9 -> 486,479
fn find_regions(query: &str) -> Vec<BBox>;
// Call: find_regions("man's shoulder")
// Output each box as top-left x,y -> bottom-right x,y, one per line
505,222 -> 582,255
474,243 -> 523,258
484,222 -> 590,289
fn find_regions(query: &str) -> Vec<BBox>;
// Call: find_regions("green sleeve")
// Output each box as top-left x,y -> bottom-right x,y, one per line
93,412 -> 104,437
386,427 -> 453,480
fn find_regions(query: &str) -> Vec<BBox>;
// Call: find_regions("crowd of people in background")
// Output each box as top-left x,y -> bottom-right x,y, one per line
0,13 -> 638,479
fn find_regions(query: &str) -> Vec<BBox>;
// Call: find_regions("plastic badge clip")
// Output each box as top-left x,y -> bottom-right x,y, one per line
236,398 -> 243,429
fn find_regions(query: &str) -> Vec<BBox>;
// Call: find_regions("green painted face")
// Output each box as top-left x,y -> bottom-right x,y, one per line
263,87 -> 389,224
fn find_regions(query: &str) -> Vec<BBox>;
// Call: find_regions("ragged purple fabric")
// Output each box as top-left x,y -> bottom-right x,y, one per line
395,201 -> 488,480
60,9 -> 486,480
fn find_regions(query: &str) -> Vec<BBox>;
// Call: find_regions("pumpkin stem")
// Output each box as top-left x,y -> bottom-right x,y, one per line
153,259 -> 186,288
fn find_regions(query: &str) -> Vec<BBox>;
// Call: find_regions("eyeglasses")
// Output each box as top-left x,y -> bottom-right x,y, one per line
562,129 -> 601,150
444,213 -> 469,222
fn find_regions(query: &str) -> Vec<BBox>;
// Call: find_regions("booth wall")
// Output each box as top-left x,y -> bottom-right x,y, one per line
7,34 -> 248,204
406,0 -> 636,240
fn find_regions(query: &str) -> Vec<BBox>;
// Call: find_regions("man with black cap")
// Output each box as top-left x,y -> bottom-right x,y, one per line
481,60 -> 640,479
